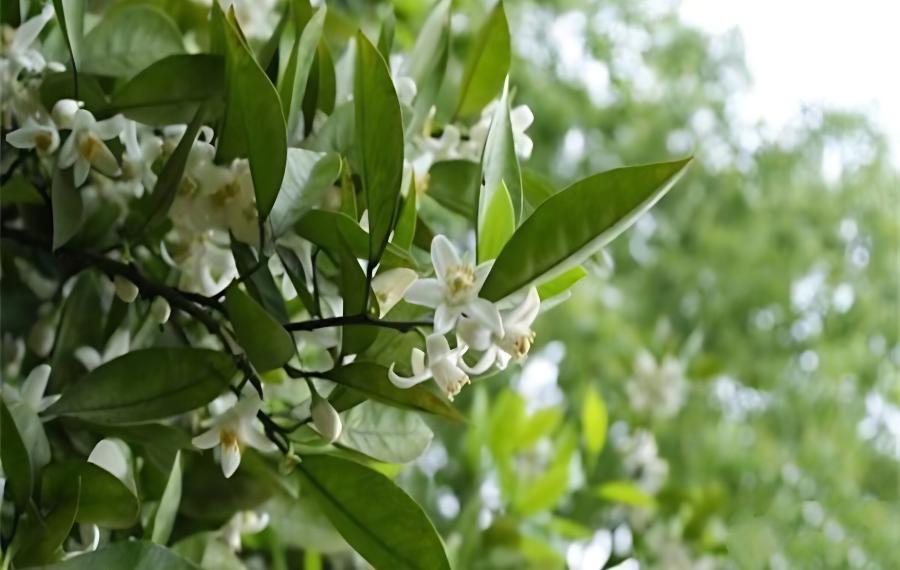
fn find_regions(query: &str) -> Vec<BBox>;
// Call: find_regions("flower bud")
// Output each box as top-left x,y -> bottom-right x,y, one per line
150,297 -> 171,324
28,317 -> 55,357
51,98 -> 82,129
311,396 -> 342,444
114,275 -> 139,303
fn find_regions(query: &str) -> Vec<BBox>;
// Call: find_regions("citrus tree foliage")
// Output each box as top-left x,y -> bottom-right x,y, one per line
0,1 -> 692,568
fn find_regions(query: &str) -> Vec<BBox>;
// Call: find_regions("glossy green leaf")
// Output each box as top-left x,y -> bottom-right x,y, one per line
45,348 -> 237,424
321,362 -> 463,422
110,54 -> 224,125
581,386 -> 608,457
337,237 -> 379,354
51,167 -> 82,250
52,0 -> 84,85
294,210 -> 416,269
392,181 -> 417,250
376,10 -> 395,58
269,148 -> 341,238
0,399 -> 32,508
477,179 -> 515,262
455,1 -> 510,118
49,271 -> 104,390
478,78 -> 523,236
81,6 -> 183,78
224,285 -> 295,372
42,461 -> 140,528
337,402 -> 433,463
215,4 -> 287,220
28,541 -> 201,569
12,479 -> 79,566
481,158 -> 692,301
402,0 -> 450,132
230,240 -> 288,323
297,455 -> 451,570
594,480 -> 656,508
280,5 -> 326,143
536,266 -> 587,300
39,70 -> 107,115
149,451 -> 182,545
426,159 -> 480,218
354,31 -> 404,266
180,451 -> 282,520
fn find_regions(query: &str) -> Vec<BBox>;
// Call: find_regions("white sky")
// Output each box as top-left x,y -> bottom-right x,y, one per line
680,0 -> 900,165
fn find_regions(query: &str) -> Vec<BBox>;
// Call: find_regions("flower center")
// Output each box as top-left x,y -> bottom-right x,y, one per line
34,131 -> 54,152
219,429 -> 240,450
78,134 -> 103,162
445,264 -> 475,303
502,329 -> 536,361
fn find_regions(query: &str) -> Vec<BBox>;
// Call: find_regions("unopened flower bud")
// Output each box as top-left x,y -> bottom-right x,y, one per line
51,98 -> 82,129
28,318 -> 55,357
311,396 -> 342,444
114,275 -> 139,303
150,297 -> 171,324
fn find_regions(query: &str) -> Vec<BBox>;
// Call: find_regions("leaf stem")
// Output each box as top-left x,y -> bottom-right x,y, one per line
284,313 -> 431,333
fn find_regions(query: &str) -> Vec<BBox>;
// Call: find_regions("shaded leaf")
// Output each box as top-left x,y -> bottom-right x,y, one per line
81,5 -> 183,78
28,541 -> 201,569
337,402 -> 433,463
51,167 -> 82,250
149,451 -> 182,545
269,148 -> 341,238
224,285 -> 294,372
42,461 -> 140,528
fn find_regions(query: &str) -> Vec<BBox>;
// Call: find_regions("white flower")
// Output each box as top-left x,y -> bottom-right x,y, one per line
74,329 -> 130,372
268,233 -> 314,300
389,55 -> 417,106
0,4 -> 56,78
465,102 -> 534,161
51,99 -> 82,130
150,297 -> 171,325
625,350 -> 687,420
389,333 -> 470,400
162,232 -> 237,296
120,120 -> 163,197
311,395 -> 342,443
192,394 -> 276,478
221,510 -> 270,552
372,267 -> 417,317
457,287 -> 541,374
5,116 -> 59,154
1,364 -> 59,412
57,109 -> 126,186
404,235 -> 502,335
113,275 -> 139,303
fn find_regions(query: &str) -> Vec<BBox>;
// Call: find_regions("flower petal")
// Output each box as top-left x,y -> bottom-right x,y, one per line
404,278 -> 443,308
191,427 -> 221,449
411,347 -> 426,376
473,261 -> 493,292
242,425 -> 277,453
460,346 -> 500,375
433,303 -> 461,334
456,317 -> 494,351
388,363 -> 432,389
506,287 -> 541,328
74,346 -> 102,371
465,297 -> 504,337
73,158 -> 90,186
21,364 -> 51,411
221,442 -> 242,478
430,235 -> 460,280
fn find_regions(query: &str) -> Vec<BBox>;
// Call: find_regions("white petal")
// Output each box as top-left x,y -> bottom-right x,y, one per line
12,4 -> 55,50
311,398 -> 343,443
242,425 -> 277,453
510,105 -> 534,131
425,332 -> 452,360
430,235 -> 460,279
191,427 -> 221,449
104,329 -> 130,362
5,125 -> 38,149
37,394 -> 61,412
52,99 -> 82,130
456,317 -> 494,351
90,141 -> 121,177
57,134 -> 77,167
433,303 -> 461,334
460,346 -> 500,375
465,297 -> 504,337
388,363 -> 432,389
81,524 -> 100,552
221,442 -> 242,478
404,278 -> 443,308
506,287 -> 541,328
93,114 -> 127,140
410,347 -> 426,376
73,158 -> 90,186
88,439 -> 130,482
372,268 -> 417,316
74,346 -> 103,371
473,261 -> 493,292
21,364 -> 51,411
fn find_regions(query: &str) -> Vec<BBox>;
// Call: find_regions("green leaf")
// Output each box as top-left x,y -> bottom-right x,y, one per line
594,480 -> 656,508
402,0 -> 450,133
376,10 -> 395,59
297,455 -> 450,570
215,4 -> 288,221
42,461 -> 140,528
337,237 -> 379,355
230,240 -> 289,323
1,175 -> 43,205
149,451 -> 182,545
40,70 -> 107,115
294,210 -> 416,269
269,148 -> 341,238
0,399 -> 32,508
279,5 -> 326,143
110,54 -> 224,125
481,158 -> 692,301
522,168 -> 556,213
392,181 -> 417,250
45,348 -> 237,424
172,532 -> 244,569
224,285 -> 295,372
12,479 -> 79,566
52,0 -> 84,89
337,402 -> 433,463
51,167 -> 83,250
581,386 -> 608,458
455,1 -> 510,118
80,5 -> 183,78
49,271 -> 104,391
426,159 -> 479,218
321,362 -> 463,422
353,31 -> 404,266
28,541 -> 201,569
536,266 -> 587,300
477,179 -> 515,263
478,78 -> 523,238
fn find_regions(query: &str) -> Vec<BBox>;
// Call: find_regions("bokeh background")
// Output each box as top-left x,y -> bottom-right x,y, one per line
345,0 -> 897,568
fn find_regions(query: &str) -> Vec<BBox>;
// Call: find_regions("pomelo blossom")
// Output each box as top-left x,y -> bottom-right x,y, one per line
5,116 -> 59,155
404,235 -> 502,336
163,231 -> 238,296
221,511 -> 270,552
389,333 -> 470,400
311,393 -> 343,443
119,120 -> 163,197
464,102 -> 535,160
372,267 -> 418,316
57,108 -> 127,186
1,364 -> 60,413
0,4 -> 58,81
457,287 -> 541,374
625,350 -> 688,420
192,393 -> 276,478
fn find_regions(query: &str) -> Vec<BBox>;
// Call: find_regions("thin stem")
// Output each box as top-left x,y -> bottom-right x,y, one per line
284,313 -> 431,333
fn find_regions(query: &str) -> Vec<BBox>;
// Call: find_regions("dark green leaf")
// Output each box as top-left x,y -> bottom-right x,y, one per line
1,175 -> 43,205
455,2 -> 510,118
337,237 -> 378,355
481,158 -> 692,301
50,271 -> 104,391
110,54 -> 224,125
403,0 -> 450,133
180,451 -> 276,520
297,455 -> 450,570
51,167 -> 83,250
269,148 -> 341,238
392,181 -> 417,250
45,348 -> 237,424
39,71 -> 107,115
215,4 -> 287,221
26,541 -> 201,569
294,210 -> 416,269
321,362 -> 462,422
42,461 -> 139,528
337,402 -> 433,463
224,285 -> 295,372
52,0 -> 84,91
81,6 -> 183,78
12,479 -> 79,566
149,451 -> 182,545
0,399 -> 32,508
426,159 -> 479,218
279,5 -> 326,143
353,32 -> 404,266
230,240 -> 288,323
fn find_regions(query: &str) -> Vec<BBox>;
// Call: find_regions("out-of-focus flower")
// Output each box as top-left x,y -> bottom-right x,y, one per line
74,329 -> 130,372
221,510 -> 270,552
5,116 -> 59,154
57,109 -> 127,185
150,297 -> 172,324
192,394 -> 275,478
113,276 -> 139,303
1,364 -> 59,412
625,350 -> 688,420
